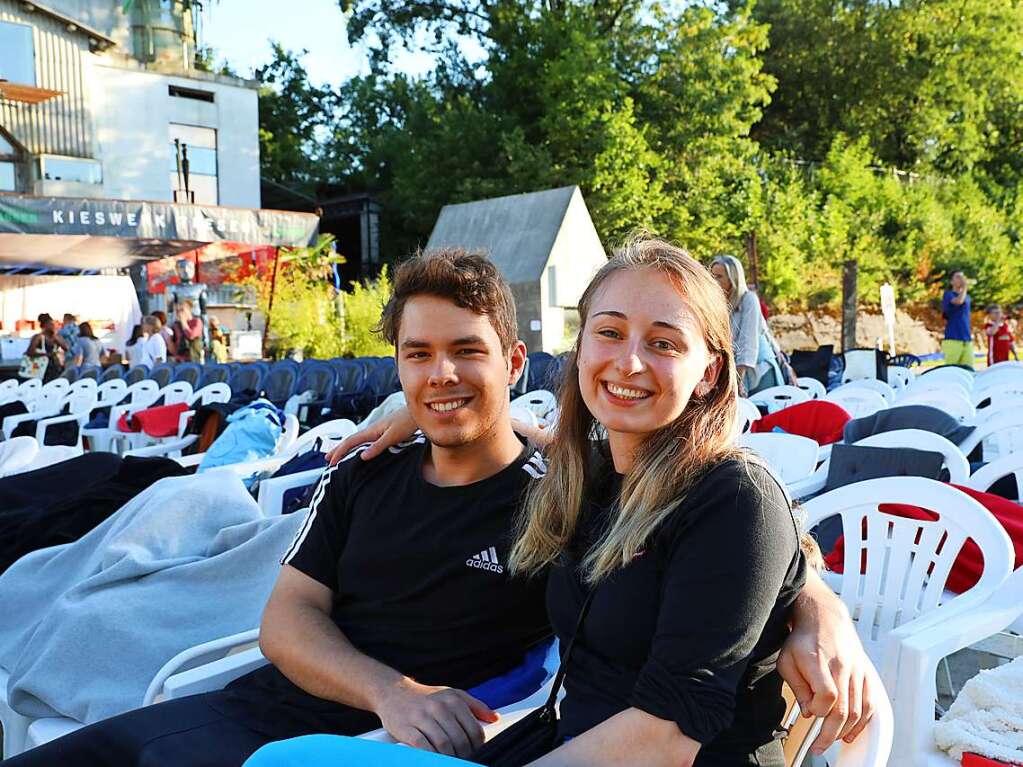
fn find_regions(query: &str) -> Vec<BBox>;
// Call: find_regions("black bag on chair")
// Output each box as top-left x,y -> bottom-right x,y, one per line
472,590 -> 595,767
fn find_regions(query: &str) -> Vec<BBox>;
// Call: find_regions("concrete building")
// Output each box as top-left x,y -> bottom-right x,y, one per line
0,0 -> 259,206
427,186 -> 607,353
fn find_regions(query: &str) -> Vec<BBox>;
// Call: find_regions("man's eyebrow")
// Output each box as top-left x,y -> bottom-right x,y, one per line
452,335 -> 487,346
400,338 -> 430,349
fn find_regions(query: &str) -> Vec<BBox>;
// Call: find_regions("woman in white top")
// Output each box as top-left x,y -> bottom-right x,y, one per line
138,315 -> 168,367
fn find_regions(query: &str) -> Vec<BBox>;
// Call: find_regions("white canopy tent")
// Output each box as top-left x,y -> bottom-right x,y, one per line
0,275 -> 142,353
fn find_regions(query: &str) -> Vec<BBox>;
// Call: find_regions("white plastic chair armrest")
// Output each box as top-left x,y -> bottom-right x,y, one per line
144,628 -> 260,704
177,409 -> 195,439
3,410 -> 54,440
257,467 -> 325,516
33,412 -> 86,443
203,455 -> 286,478
788,471 -> 827,500
161,647 -> 268,702
124,435 -> 198,458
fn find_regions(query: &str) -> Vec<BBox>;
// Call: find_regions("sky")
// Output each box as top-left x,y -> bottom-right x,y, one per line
200,0 -> 438,87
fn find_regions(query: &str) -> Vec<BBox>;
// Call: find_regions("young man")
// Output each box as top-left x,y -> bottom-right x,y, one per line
984,304 -> 1017,366
942,271 -> 974,368
6,251 -> 874,767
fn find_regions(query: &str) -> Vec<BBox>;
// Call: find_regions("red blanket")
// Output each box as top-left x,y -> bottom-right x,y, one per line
824,485 -> 1023,594
116,402 -> 190,438
751,400 -> 851,445
963,753 -> 1022,767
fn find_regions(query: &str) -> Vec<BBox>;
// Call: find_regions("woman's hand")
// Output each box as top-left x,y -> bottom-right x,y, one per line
779,570 -> 878,754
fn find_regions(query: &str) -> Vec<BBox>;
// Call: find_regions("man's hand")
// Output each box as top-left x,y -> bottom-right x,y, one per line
778,571 -> 879,755
375,679 -> 498,758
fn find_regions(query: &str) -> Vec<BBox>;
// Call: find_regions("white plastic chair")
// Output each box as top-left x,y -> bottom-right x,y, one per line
750,385 -> 811,414
958,409 -> 1023,462
823,387 -> 888,420
796,377 -> 827,400
0,436 -> 39,478
67,378 -> 98,397
803,477 -> 1014,766
841,349 -> 882,383
739,433 -> 819,486
787,429 -> 970,500
82,380 -> 159,453
965,452 -> 1023,501
736,397 -> 761,435
972,380 -> 1023,406
0,378 -> 18,401
885,366 -> 913,391
839,378 -> 895,405
973,365 -> 1023,393
894,388 -> 975,424
917,366 -> 974,391
34,389 -> 99,452
113,381 -> 194,453
2,388 -> 66,439
511,390 -> 558,425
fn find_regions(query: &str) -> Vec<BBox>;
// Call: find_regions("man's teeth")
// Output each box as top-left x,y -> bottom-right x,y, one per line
429,399 -> 467,412
606,383 -> 648,400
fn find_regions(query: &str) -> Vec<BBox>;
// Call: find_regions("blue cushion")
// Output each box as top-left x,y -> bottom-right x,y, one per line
244,735 -> 478,767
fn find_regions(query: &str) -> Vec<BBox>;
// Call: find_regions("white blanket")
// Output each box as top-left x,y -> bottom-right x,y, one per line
0,472 -> 304,723
935,655 -> 1023,764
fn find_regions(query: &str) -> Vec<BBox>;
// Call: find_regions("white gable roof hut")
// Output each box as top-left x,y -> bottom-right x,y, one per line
426,186 -> 607,353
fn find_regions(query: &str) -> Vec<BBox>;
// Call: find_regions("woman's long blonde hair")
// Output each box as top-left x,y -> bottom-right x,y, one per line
510,238 -> 741,584
710,254 -> 749,311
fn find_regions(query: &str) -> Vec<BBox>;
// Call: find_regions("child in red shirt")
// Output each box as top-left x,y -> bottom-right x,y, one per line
984,304 -> 1018,366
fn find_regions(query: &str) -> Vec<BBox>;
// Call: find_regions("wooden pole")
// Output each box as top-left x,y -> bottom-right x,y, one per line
841,259 -> 858,351
746,231 -> 760,288
262,247 -> 282,359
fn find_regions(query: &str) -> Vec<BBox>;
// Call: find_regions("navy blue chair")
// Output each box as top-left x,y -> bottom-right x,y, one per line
364,358 -> 400,412
294,362 -> 337,426
124,365 -> 150,385
149,363 -> 174,388
59,366 -> 80,383
526,352 -> 555,392
328,358 -> 369,419
77,365 -> 102,381
173,362 -> 203,389
199,363 -> 230,387
263,365 -> 299,408
99,365 -> 125,383
228,364 -> 267,403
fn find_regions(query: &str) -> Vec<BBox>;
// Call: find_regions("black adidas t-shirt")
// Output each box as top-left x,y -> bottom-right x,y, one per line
211,436 -> 551,738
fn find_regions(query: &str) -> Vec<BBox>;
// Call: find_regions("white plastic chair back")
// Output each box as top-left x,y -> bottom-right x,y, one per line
885,366 -> 913,391
29,387 -> 64,415
750,385 -> 810,414
840,378 -> 895,404
40,378 -> 70,397
893,389 -> 975,423
96,379 -> 128,406
509,406 -> 540,429
973,366 -> 1023,394
276,413 -> 301,454
975,394 -> 1023,424
191,382 -> 231,407
283,418 -> 358,459
802,477 -> 1013,664
959,409 -> 1023,462
917,366 -> 974,390
736,397 -> 761,435
824,387 -> 887,419
17,379 -> 41,398
127,379 -> 160,404
64,389 -> 98,416
965,452 -> 1023,501
160,381 -> 193,406
855,429 -> 969,484
972,380 -> 1023,406
0,379 -> 18,399
739,433 -> 819,484
511,390 -> 558,423
841,349 -> 882,383
68,378 -> 98,397
796,377 -> 826,400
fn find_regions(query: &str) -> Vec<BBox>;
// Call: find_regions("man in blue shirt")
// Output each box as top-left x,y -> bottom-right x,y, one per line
942,271 -> 974,368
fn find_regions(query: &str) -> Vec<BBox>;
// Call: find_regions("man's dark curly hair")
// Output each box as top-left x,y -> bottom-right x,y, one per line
377,248 -> 518,353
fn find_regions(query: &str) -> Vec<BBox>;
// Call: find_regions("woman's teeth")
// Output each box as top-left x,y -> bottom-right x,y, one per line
606,383 -> 649,400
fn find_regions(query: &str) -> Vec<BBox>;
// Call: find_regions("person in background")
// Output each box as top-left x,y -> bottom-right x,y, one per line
138,315 -> 168,367
209,315 -> 230,363
58,312 -> 80,350
124,324 -> 144,367
71,322 -> 106,367
173,299 -> 205,363
26,313 -> 68,382
941,272 -> 973,368
984,304 -> 1017,366
153,310 -> 177,358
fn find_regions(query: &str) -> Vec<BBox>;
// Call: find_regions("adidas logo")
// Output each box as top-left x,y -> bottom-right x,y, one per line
466,546 -> 504,574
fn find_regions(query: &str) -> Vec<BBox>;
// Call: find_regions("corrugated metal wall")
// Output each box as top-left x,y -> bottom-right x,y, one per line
0,0 -> 95,158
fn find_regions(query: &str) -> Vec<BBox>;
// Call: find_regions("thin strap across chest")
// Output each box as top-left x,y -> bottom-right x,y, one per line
541,587 -> 596,717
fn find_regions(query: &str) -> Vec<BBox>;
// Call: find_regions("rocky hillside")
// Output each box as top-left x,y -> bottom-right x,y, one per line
769,310 -> 943,355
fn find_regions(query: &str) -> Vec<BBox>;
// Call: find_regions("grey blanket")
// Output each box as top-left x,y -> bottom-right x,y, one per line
0,472 -> 305,723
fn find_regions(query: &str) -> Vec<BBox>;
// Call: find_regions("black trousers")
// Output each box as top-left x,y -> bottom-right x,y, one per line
1,692 -> 335,767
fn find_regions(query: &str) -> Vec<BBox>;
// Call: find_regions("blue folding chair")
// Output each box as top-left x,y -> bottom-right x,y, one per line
59,366 -> 80,383
199,363 -> 230,387
228,364 -> 267,404
99,365 -> 125,383
328,358 -> 369,419
124,365 -> 150,385
294,362 -> 337,426
173,362 -> 203,389
263,364 -> 298,408
77,364 -> 102,381
149,363 -> 174,388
